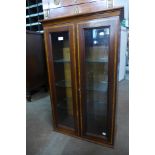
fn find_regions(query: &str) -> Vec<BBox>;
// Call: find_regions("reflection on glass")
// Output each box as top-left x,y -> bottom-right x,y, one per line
84,27 -> 110,138
51,31 -> 74,129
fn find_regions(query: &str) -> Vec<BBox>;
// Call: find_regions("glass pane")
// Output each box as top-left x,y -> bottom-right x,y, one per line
84,27 -> 110,138
51,31 -> 74,129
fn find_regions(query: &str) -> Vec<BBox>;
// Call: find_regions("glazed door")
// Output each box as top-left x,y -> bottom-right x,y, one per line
44,25 -> 79,135
77,16 -> 119,144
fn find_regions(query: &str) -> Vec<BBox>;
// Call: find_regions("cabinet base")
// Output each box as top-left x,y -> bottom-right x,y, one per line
54,128 -> 114,147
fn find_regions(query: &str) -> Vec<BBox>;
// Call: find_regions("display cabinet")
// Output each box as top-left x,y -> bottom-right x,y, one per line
42,7 -> 124,146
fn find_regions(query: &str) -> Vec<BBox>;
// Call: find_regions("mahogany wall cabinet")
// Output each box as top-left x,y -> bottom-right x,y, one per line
42,7 -> 124,146
26,31 -> 48,101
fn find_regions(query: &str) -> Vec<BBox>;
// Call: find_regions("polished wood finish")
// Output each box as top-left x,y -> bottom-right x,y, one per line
41,6 -> 124,23
44,25 -> 79,135
26,31 -> 48,101
43,0 -> 106,9
42,7 -> 124,146
58,0 -> 105,7
77,16 -> 120,145
48,1 -> 107,19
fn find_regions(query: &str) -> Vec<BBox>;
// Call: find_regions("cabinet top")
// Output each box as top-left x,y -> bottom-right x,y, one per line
40,6 -> 124,25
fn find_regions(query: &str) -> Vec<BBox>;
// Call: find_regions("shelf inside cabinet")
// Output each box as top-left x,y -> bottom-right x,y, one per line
86,101 -> 107,107
54,59 -> 70,63
57,98 -> 73,110
56,80 -> 71,88
86,57 -> 108,63
86,82 -> 108,92
86,109 -> 107,118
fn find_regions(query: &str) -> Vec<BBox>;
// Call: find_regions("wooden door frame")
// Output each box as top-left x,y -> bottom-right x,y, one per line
44,24 -> 80,136
77,16 -> 120,145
